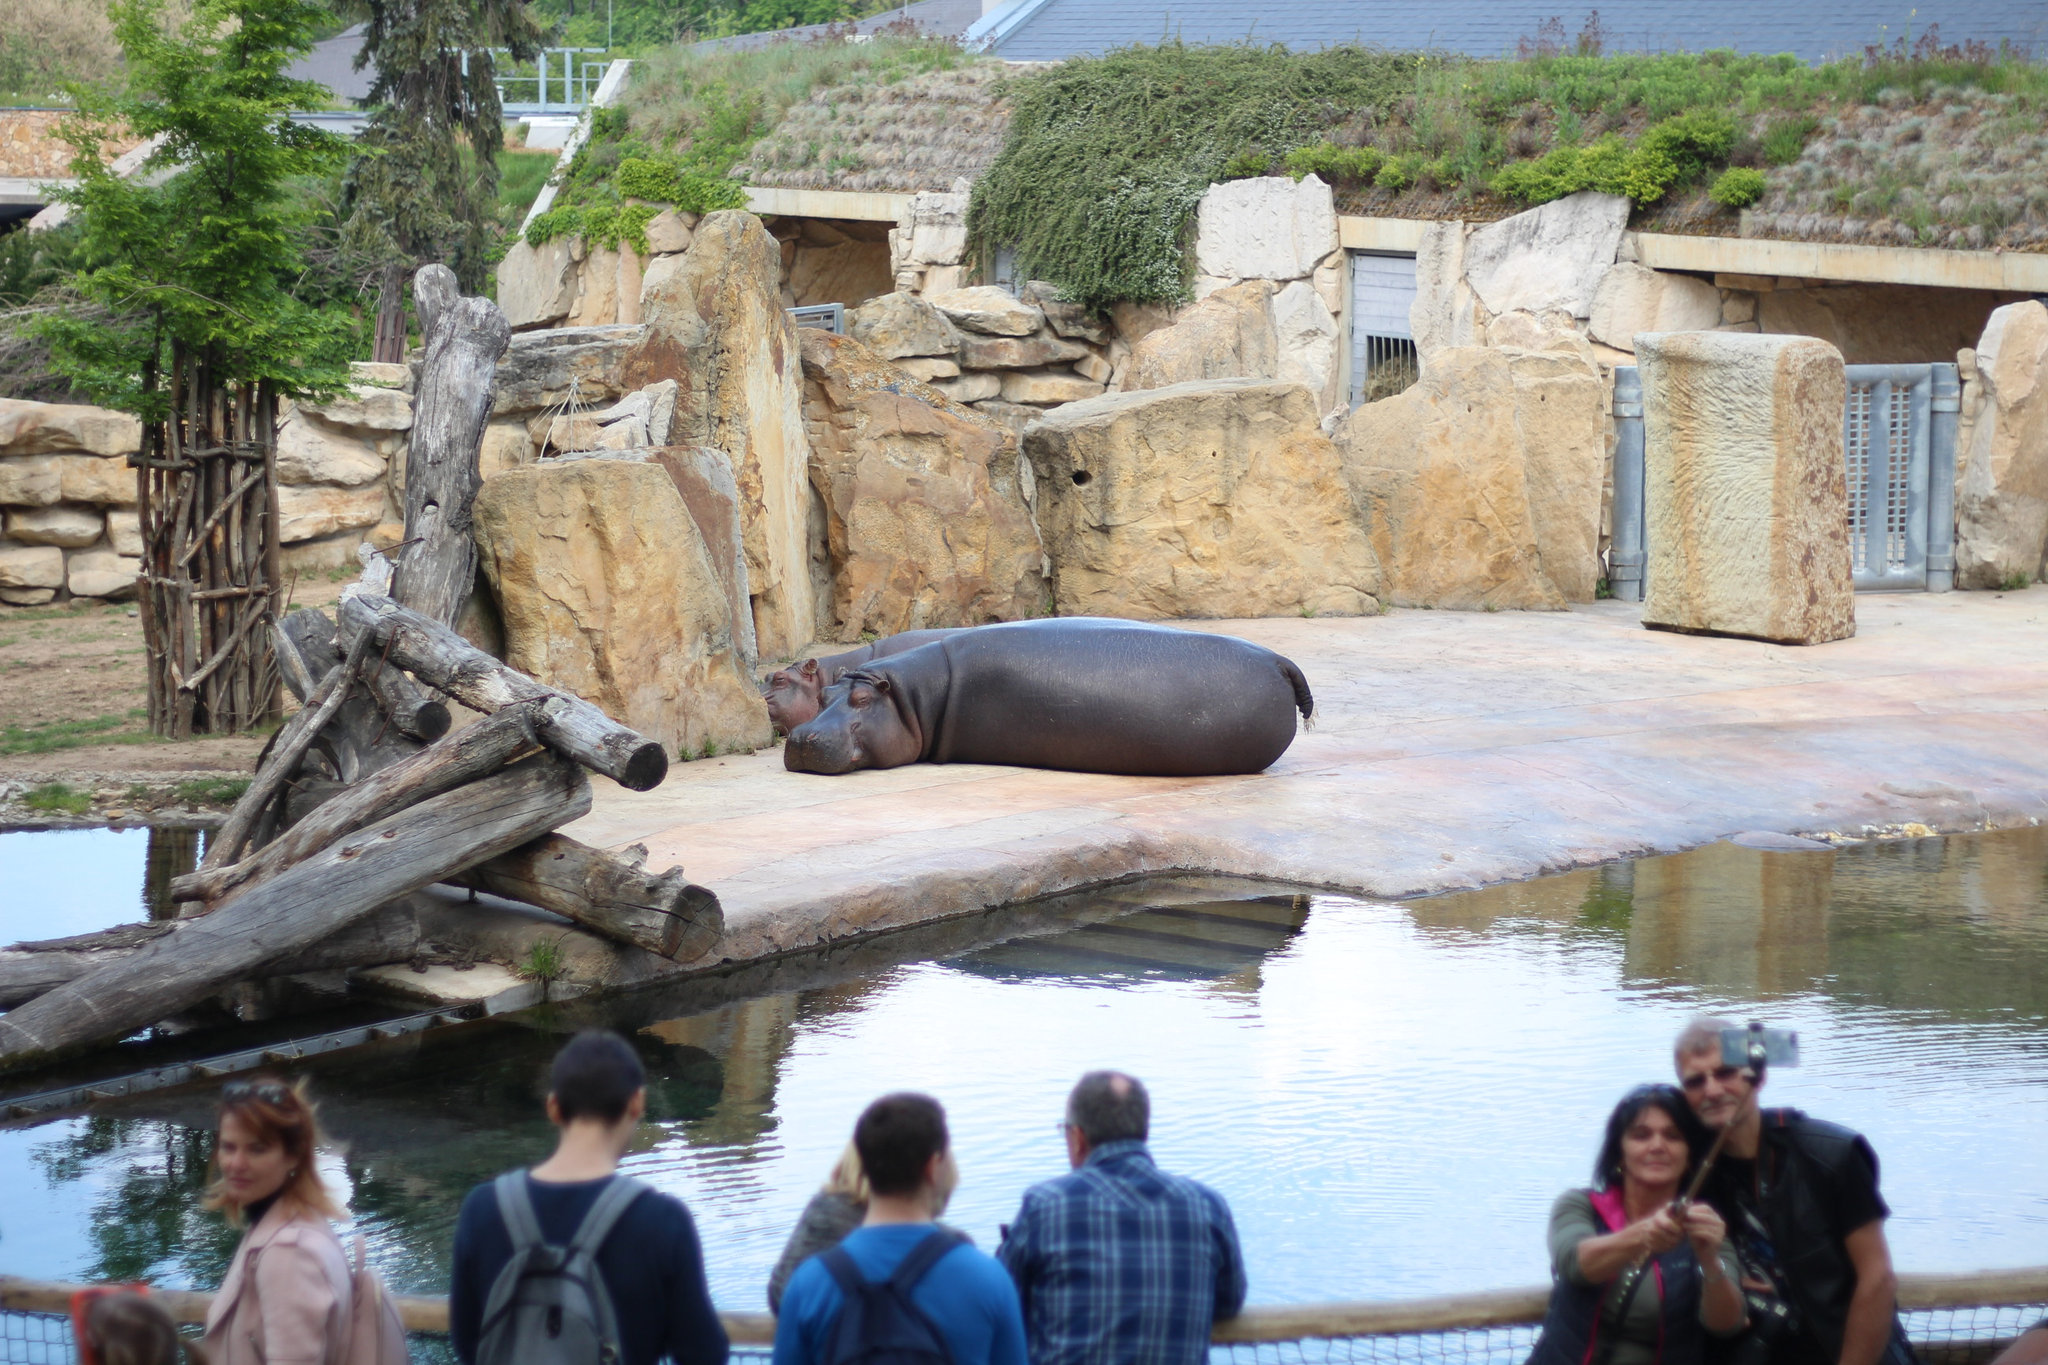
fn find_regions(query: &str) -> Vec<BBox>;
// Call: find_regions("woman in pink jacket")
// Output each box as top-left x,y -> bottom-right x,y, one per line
202,1078 -> 354,1365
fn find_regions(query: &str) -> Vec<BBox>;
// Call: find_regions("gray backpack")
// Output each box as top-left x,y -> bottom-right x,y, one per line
475,1172 -> 648,1365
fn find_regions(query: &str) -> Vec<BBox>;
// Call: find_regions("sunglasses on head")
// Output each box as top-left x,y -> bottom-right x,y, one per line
1680,1064 -> 1746,1091
223,1079 -> 293,1104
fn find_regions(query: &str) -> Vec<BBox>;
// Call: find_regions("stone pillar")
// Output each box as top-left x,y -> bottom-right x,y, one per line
1638,332 -> 1855,645
1953,301 -> 2048,590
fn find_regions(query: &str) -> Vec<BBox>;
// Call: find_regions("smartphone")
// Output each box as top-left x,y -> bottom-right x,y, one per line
1721,1026 -> 1800,1069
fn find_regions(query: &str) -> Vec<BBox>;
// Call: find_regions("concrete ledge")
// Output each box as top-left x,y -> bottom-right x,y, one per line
744,186 -> 915,222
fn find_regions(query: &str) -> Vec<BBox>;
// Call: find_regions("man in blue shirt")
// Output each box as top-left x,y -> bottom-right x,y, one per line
776,1092 -> 1028,1365
997,1072 -> 1247,1365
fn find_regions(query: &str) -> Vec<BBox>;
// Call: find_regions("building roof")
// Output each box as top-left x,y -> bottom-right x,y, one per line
693,0 -> 986,53
967,0 -> 2048,64
285,23 -> 377,106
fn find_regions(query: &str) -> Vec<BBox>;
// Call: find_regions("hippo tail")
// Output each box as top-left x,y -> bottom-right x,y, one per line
1279,656 -> 1315,730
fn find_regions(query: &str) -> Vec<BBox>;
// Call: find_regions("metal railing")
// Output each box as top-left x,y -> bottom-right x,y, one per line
7,1268 -> 2044,1365
789,303 -> 845,334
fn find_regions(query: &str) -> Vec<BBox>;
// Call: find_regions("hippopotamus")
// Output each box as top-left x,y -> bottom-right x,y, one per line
760,628 -> 964,733
783,618 -> 1313,777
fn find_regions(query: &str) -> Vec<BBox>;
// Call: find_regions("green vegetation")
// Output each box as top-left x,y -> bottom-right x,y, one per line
22,782 -> 95,815
171,776 -> 251,805
0,710 -> 153,757
516,935 -> 570,983
530,34 -> 965,246
1710,166 -> 1768,208
1998,571 -> 2035,592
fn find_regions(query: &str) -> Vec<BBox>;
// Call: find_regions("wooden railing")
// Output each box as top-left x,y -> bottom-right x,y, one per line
7,1268 -> 2046,1347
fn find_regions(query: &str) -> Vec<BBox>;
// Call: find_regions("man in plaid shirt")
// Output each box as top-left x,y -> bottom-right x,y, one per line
996,1072 -> 1248,1365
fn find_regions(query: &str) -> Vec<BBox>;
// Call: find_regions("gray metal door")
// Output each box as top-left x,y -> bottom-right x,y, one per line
1609,361 -> 1959,599
1348,252 -> 1418,407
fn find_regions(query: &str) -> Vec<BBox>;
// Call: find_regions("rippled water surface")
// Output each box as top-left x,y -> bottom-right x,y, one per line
2,826 -> 2045,1308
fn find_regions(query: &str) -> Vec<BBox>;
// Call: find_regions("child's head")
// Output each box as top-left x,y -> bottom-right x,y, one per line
82,1292 -> 204,1365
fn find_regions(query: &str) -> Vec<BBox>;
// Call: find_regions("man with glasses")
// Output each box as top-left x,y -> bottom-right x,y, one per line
997,1071 -> 1246,1365
1673,1020 -> 1914,1365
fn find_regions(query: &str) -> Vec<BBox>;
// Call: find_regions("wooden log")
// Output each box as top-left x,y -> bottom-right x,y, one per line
0,756 -> 590,1073
454,835 -> 723,961
337,591 -> 668,791
0,903 -> 422,1010
363,663 -> 452,743
170,704 -> 550,906
394,264 -> 509,628
281,607 -> 419,784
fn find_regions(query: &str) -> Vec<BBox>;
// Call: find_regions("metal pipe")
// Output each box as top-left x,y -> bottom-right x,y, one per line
1928,362 -> 1960,592
1610,365 -> 1646,603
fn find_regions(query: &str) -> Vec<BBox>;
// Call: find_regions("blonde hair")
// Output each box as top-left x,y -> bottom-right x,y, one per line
203,1076 -> 344,1223
84,1293 -> 207,1365
822,1140 -> 870,1204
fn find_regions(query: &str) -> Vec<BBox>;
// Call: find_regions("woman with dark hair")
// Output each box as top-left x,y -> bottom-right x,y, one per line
1530,1084 -> 1746,1365
201,1077 -> 354,1365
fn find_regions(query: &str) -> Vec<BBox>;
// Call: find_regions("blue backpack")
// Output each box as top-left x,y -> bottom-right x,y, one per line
818,1230 -> 965,1365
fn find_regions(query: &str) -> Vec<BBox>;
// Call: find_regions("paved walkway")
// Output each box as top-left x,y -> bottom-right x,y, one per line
563,591 -> 2048,965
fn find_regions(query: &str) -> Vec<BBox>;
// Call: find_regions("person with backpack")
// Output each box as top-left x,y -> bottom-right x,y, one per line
449,1031 -> 727,1365
203,1077 -> 404,1365
773,1093 -> 1027,1365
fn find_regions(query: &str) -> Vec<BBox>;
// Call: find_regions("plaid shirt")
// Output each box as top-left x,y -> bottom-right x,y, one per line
996,1141 -> 1248,1365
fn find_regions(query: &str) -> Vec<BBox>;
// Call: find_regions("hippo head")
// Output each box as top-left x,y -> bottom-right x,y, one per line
761,658 -> 827,733
783,671 -> 923,774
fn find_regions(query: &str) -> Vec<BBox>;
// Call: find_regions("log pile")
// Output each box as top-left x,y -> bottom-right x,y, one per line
0,266 -> 721,1075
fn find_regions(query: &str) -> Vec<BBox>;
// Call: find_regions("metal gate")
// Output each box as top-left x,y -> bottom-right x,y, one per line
1348,252 -> 1419,406
1609,361 -> 1960,599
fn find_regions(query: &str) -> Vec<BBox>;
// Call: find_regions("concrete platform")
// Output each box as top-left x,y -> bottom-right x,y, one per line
563,591 -> 2048,968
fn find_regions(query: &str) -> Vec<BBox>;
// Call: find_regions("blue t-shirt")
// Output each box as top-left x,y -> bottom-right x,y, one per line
773,1224 -> 1028,1365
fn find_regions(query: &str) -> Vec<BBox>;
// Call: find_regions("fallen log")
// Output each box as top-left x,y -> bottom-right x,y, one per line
0,756 -> 589,1073
0,903 -> 422,1010
169,703 -> 551,907
337,591 -> 669,791
454,835 -> 723,962
362,662 -> 452,743
280,607 -> 422,784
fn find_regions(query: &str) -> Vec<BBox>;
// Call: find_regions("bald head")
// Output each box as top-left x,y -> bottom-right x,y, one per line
1067,1070 -> 1149,1147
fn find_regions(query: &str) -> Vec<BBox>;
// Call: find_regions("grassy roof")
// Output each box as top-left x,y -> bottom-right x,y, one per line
735,60 -> 1016,193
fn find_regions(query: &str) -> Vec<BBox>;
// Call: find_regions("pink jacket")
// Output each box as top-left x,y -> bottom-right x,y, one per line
204,1202 -> 354,1365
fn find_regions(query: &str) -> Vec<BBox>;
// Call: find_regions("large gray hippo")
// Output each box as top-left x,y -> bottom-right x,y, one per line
760,628 -> 964,732
783,619 -> 1313,777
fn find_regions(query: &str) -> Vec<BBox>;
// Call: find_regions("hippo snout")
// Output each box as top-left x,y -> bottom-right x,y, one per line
783,722 -> 858,774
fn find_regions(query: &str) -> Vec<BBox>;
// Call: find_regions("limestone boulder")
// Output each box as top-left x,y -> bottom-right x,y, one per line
1588,264 -> 1724,353
958,333 -> 1089,370
478,421 -> 536,479
496,237 -> 577,330
1194,175 -> 1338,282
55,456 -> 138,506
1637,331 -> 1854,644
492,325 -> 642,417
1122,281 -> 1278,392
1024,378 -> 1378,619
568,245 -> 644,328
0,456 -> 61,507
0,400 -> 142,457
647,446 -> 756,666
276,414 -> 389,487
278,482 -> 386,542
788,239 -> 891,308
299,385 -> 413,433
349,361 -> 408,390
0,544 -> 65,589
999,370 -> 1104,405
1334,345 -> 1605,609
1270,280 -> 1341,410
629,210 -> 817,661
473,458 -> 772,758
1411,220 -> 1484,363
1021,282 -> 1108,343
934,373 -> 1000,403
1756,283 -> 2014,365
901,190 -> 968,266
896,357 -> 960,382
107,509 -> 142,557
928,286 -> 1042,337
1955,301 -> 2048,589
5,505 -> 104,548
66,549 -> 140,600
799,329 -> 1046,638
1464,191 -> 1629,320
644,209 -> 696,255
849,292 -> 962,359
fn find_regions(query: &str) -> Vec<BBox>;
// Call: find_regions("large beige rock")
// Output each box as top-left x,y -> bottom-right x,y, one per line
1955,301 -> 2048,589
900,190 -> 968,266
788,239 -> 891,308
959,333 -> 1089,370
999,370 -> 1103,405
496,237 -> 577,330
299,385 -> 413,433
5,505 -> 104,548
478,421 -> 536,480
1194,175 -> 1337,282
1464,191 -> 1629,320
55,456 -> 138,507
647,445 -> 756,666
1411,220 -> 1483,364
65,549 -> 140,600
492,325 -> 642,417
1021,281 -> 1108,343
0,544 -> 65,588
568,245 -> 645,328
474,458 -> 772,758
1334,346 -> 1604,609
799,330 -> 1046,638
629,210 -> 816,661
278,482 -> 386,542
928,286 -> 1042,337
1270,280 -> 1340,410
849,292 -> 962,359
1122,281 -> 1277,391
1024,378 -> 1378,619
1756,283 -> 2012,365
276,414 -> 389,486
1588,264 -> 1724,353
0,456 -> 61,507
0,400 -> 142,457
1637,331 -> 1855,644
644,209 -> 696,255
107,509 -> 142,556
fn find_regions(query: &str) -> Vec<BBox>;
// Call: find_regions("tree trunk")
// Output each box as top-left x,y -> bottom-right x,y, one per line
456,836 -> 724,962
0,756 -> 590,1073
372,262 -> 407,365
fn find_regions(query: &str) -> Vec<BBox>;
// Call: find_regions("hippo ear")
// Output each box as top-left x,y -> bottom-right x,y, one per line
870,676 -> 892,693
798,659 -> 821,680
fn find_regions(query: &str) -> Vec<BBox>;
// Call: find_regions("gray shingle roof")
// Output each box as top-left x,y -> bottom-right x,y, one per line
285,23 -> 376,106
693,0 -> 985,53
976,0 -> 2047,64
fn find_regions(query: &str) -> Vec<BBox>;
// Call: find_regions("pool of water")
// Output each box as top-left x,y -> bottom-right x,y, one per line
2,827 -> 2045,1309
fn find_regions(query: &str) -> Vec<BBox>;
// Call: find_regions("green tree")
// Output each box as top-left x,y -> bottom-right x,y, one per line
38,0 -> 361,415
341,0 -> 546,354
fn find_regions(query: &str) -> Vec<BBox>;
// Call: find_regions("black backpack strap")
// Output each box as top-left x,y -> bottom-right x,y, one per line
820,1245 -> 867,1297
494,1172 -> 545,1252
887,1229 -> 964,1294
566,1176 -> 649,1260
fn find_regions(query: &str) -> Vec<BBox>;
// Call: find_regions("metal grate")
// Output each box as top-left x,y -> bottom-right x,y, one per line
1349,253 -> 1419,408
789,304 -> 845,334
1845,383 -> 1873,574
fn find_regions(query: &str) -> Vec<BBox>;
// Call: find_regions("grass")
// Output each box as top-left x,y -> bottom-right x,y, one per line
497,149 -> 561,231
516,935 -> 570,983
21,782 -> 94,815
0,709 -> 153,757
171,776 -> 251,806
1998,571 -> 2035,591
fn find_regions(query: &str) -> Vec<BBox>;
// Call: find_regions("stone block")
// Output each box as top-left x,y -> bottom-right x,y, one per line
1072,351 -> 1114,384
276,414 -> 388,486
1194,175 -> 1338,282
496,237 -> 577,330
788,238 -> 891,309
474,458 -> 772,757
904,191 -> 968,265
644,209 -> 696,255
1024,378 -> 1379,619
971,399 -> 1045,434
492,325 -> 640,418
65,549 -> 140,600
1312,250 -> 1346,317
958,333 -> 1090,370
1122,281 -> 1277,391
848,291 -> 962,359
999,370 -> 1104,405
0,400 -> 141,457
479,420 -> 536,479
933,373 -> 1001,403
1637,331 -> 1855,644
1108,300 -> 1179,349
1464,191 -> 1630,320
278,481 -> 386,543
928,286 -> 1042,337
299,385 -> 413,433
55,455 -> 138,506
1021,281 -> 1108,343
0,587 -> 56,606
1755,282 -> 2009,365
349,361 -> 408,390
1716,273 -> 1777,292
647,445 -> 756,666
1588,263 -> 1724,352
0,544 -> 66,588
896,357 -> 960,382
1721,292 -> 1757,324
0,456 -> 61,507
5,505 -> 104,548
1411,220 -> 1483,363
106,509 -> 142,556
1954,301 -> 2048,590
1270,280 -> 1341,409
